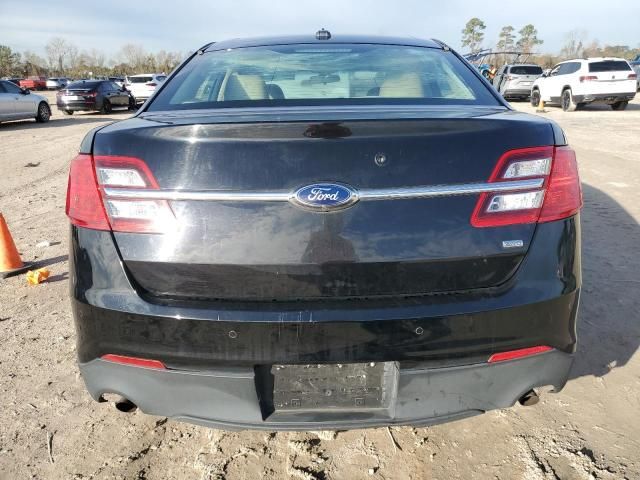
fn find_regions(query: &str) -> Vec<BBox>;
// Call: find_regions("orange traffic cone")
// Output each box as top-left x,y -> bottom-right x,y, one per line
0,213 -> 31,278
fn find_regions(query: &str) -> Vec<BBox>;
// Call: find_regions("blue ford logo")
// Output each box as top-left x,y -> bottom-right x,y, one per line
292,183 -> 359,211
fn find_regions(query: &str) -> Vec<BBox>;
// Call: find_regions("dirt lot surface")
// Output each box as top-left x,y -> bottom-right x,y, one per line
1,92 -> 639,479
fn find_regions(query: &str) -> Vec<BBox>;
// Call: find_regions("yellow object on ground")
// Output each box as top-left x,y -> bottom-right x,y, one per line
26,268 -> 50,285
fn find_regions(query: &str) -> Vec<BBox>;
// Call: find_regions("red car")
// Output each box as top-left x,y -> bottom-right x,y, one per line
19,76 -> 47,90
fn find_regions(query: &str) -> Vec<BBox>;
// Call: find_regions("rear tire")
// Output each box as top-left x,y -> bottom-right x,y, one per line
35,102 -> 51,123
128,96 -> 137,111
611,101 -> 628,111
561,89 -> 577,112
100,99 -> 112,114
530,90 -> 541,107
63,110 -> 74,115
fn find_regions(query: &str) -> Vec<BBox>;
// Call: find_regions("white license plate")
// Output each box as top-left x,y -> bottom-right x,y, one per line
62,95 -> 81,101
520,81 -> 532,86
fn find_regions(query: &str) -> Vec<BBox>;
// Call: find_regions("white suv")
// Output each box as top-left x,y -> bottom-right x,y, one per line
531,58 -> 636,111
125,74 -> 167,105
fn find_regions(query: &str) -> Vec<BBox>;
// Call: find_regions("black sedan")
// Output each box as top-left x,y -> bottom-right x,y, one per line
56,80 -> 135,114
66,31 -> 582,430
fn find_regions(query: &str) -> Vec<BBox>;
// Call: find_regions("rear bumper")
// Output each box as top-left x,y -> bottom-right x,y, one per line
70,215 -> 581,429
570,92 -> 635,104
57,101 -> 99,112
80,349 -> 573,431
503,88 -> 531,97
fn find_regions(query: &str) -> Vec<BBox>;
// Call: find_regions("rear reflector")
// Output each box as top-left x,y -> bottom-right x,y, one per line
488,346 -> 553,363
66,154 -> 175,234
102,354 -> 166,369
471,146 -> 582,228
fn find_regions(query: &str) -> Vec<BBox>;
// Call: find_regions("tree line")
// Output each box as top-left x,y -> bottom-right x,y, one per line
0,37 -> 187,78
461,18 -> 640,67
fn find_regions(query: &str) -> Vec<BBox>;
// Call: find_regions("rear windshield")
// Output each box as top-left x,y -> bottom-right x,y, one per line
67,81 -> 100,90
147,44 -> 500,111
509,66 -> 542,75
129,76 -> 153,83
588,61 -> 631,72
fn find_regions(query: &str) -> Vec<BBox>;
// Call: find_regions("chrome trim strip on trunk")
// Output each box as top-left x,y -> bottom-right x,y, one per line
103,178 -> 544,202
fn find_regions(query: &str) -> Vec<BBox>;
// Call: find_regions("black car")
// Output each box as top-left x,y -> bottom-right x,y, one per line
66,32 -> 582,430
56,80 -> 134,114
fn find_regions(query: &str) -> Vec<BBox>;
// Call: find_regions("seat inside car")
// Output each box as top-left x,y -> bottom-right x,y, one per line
220,73 -> 268,101
379,73 -> 425,97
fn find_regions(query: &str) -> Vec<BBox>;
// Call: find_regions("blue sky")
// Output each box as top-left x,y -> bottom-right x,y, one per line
1,0 -> 638,58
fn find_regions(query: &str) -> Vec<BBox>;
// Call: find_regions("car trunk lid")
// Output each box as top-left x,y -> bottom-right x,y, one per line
92,108 -> 554,301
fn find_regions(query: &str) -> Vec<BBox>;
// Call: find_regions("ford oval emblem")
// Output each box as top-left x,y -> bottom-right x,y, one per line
291,183 -> 359,211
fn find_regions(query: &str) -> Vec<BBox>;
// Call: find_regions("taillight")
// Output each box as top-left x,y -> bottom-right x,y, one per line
471,146 -> 582,228
629,73 -> 637,80
66,154 -> 110,230
579,75 -> 598,82
65,154 -> 175,234
146,82 -> 157,87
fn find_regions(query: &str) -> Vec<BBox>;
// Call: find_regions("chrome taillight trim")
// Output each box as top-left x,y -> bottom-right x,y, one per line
103,178 -> 544,203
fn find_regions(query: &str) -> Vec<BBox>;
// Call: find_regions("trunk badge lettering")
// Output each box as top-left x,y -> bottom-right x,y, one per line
292,183 -> 359,211
502,240 -> 524,249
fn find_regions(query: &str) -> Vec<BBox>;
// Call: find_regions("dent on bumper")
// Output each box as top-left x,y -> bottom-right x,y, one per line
80,349 -> 573,431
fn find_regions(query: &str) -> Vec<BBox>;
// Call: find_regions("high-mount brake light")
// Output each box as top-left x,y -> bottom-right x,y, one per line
471,146 -> 582,228
65,155 -> 175,234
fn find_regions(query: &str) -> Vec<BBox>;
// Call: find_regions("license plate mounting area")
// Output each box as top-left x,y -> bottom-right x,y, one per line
271,362 -> 398,412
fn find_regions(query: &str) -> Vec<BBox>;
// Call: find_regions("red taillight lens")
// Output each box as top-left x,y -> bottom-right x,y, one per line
629,73 -> 637,80
66,154 -> 111,230
488,345 -> 553,363
471,146 -> 582,228
102,354 -> 166,369
65,154 -> 175,234
539,146 -> 582,222
579,75 -> 598,82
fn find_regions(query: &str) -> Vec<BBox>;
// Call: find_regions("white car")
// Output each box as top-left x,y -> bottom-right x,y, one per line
531,57 -> 637,111
0,80 -> 51,123
46,77 -> 70,90
125,74 -> 167,105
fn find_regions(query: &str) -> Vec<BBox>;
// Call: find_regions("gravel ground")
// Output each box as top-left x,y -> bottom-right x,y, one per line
0,92 -> 639,480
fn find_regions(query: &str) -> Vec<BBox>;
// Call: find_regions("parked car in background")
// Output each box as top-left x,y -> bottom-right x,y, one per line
531,57 -> 637,111
56,80 -> 134,114
630,58 -> 640,91
109,77 -> 125,88
125,73 -> 167,104
493,64 -> 543,100
0,80 -> 51,123
46,77 -> 70,90
19,76 -> 47,90
1,77 -> 24,86
67,32 -> 582,431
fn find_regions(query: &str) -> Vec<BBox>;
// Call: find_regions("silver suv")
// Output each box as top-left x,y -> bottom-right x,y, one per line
493,64 -> 543,100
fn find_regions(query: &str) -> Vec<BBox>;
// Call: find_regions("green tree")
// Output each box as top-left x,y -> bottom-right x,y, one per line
461,18 -> 486,53
0,45 -> 21,77
496,26 -> 516,51
516,24 -> 543,52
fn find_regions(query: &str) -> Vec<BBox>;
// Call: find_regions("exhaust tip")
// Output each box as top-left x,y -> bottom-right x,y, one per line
518,389 -> 540,407
114,396 -> 138,413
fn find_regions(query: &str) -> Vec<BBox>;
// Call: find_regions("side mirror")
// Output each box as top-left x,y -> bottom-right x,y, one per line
21,88 -> 30,95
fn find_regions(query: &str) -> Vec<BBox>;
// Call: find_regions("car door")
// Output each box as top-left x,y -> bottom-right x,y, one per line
109,81 -> 129,106
0,82 -> 15,119
540,64 -> 563,102
492,66 -> 504,91
3,80 -> 34,117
